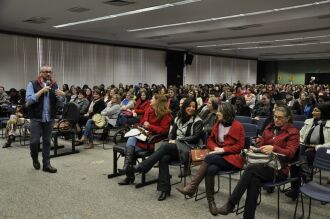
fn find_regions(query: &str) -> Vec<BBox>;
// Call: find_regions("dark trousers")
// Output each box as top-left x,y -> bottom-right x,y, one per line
30,119 -> 54,166
229,164 -> 286,219
204,154 -> 238,176
139,142 -> 179,192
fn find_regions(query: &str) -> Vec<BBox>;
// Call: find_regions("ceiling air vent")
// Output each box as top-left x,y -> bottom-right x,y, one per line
23,17 -> 51,24
103,0 -> 135,6
67,7 -> 90,13
260,53 -> 277,56
192,30 -> 210,34
258,43 -> 272,46
144,35 -> 169,40
317,14 -> 330,19
227,24 -> 262,31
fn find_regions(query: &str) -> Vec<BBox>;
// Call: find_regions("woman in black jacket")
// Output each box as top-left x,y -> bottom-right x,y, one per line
127,97 -> 203,201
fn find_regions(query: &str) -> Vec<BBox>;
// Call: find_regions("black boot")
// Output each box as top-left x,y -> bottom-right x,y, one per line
2,135 -> 13,148
217,201 -> 235,215
205,175 -> 218,216
118,147 -> 136,185
118,147 -> 135,174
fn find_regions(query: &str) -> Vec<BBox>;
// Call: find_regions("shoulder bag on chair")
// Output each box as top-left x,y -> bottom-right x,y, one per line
191,146 -> 210,162
124,126 -> 150,142
241,148 -> 282,170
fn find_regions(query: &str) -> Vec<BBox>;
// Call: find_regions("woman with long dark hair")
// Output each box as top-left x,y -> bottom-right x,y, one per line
126,97 -> 203,201
177,102 -> 245,215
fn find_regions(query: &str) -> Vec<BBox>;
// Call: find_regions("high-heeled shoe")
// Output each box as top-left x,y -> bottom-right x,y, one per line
158,191 -> 171,201
118,175 -> 135,185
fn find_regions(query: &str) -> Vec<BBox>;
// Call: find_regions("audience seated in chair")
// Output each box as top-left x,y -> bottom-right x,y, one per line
177,102 -> 245,216
3,105 -> 30,148
74,89 -> 90,116
118,94 -> 172,186
126,97 -> 203,201
217,105 -> 299,219
77,88 -> 106,149
286,102 -> 330,201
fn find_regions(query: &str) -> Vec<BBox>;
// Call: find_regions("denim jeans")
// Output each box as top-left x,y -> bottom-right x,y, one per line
30,119 -> 54,166
126,136 -> 144,152
83,119 -> 95,141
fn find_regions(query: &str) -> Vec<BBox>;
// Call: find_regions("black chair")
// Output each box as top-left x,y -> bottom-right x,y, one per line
293,121 -> 305,130
51,102 -> 80,157
108,129 -> 167,188
242,123 -> 258,138
235,116 -> 252,124
293,114 -> 307,121
294,147 -> 330,219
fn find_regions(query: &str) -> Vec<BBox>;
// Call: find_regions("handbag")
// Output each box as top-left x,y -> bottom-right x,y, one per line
191,147 -> 210,162
124,127 -> 150,142
92,114 -> 107,128
242,149 -> 282,170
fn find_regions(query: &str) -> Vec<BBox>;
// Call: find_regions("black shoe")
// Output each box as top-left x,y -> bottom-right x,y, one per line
265,186 -> 275,194
285,189 -> 298,201
2,142 -> 11,148
33,159 -> 41,170
42,165 -> 57,173
217,201 -> 235,215
118,175 -> 135,185
158,191 -> 171,201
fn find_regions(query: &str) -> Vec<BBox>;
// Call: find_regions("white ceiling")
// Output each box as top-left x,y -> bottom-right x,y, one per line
1,0 -> 330,60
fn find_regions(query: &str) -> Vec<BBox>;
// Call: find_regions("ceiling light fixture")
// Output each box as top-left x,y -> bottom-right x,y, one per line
128,0 -> 330,32
54,0 -> 201,28
221,41 -> 329,51
197,35 -> 330,48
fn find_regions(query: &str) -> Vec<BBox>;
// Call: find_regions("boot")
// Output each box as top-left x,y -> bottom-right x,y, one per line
118,147 -> 135,174
118,147 -> 136,185
205,175 -> 218,216
217,201 -> 235,215
84,140 -> 94,149
3,135 -> 14,148
176,162 -> 208,197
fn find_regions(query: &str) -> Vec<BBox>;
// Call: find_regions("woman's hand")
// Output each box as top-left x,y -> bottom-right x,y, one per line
209,147 -> 224,154
260,145 -> 274,154
169,140 -> 176,144
143,121 -> 150,129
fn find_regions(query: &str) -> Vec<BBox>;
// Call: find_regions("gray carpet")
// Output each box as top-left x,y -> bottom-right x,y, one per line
0,137 -> 329,219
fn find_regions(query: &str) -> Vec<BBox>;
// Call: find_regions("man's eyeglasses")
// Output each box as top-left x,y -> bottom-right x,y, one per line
273,115 -> 287,120
41,71 -> 52,73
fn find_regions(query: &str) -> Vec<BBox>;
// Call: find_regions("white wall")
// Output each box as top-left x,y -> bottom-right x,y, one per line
184,55 -> 257,85
0,33 -> 256,90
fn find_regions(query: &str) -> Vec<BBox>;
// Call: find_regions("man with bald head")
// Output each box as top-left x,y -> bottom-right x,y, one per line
26,64 -> 66,173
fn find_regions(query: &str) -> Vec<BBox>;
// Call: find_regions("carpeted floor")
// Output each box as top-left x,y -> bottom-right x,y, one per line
0,137 -> 329,219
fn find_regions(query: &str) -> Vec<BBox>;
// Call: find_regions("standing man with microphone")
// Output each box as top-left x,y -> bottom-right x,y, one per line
26,64 -> 66,173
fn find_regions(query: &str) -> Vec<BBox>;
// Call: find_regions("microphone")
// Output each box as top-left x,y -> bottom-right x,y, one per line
45,80 -> 51,94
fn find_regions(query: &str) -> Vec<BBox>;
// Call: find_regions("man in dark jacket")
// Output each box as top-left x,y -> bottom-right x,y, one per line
26,64 -> 66,173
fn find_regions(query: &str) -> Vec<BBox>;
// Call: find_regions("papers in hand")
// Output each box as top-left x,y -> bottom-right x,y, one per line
124,128 -> 148,141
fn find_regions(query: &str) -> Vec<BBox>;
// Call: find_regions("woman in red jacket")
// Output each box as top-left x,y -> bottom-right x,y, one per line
217,105 -> 299,219
177,102 -> 245,216
118,94 -> 172,185
126,90 -> 150,125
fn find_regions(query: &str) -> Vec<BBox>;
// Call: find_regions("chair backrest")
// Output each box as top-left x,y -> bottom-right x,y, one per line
292,114 -> 307,121
244,136 -> 252,149
257,117 -> 267,133
235,116 -> 252,124
293,121 -> 305,130
62,102 -> 80,124
313,147 -> 330,171
243,123 -> 258,138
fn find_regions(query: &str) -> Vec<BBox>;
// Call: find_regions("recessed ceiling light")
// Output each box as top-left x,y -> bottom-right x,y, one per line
128,0 -> 330,32
197,35 -> 330,48
54,0 -> 201,28
222,42 -> 321,51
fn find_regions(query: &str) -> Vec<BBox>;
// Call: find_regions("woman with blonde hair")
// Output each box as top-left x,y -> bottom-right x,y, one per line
118,94 -> 173,185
